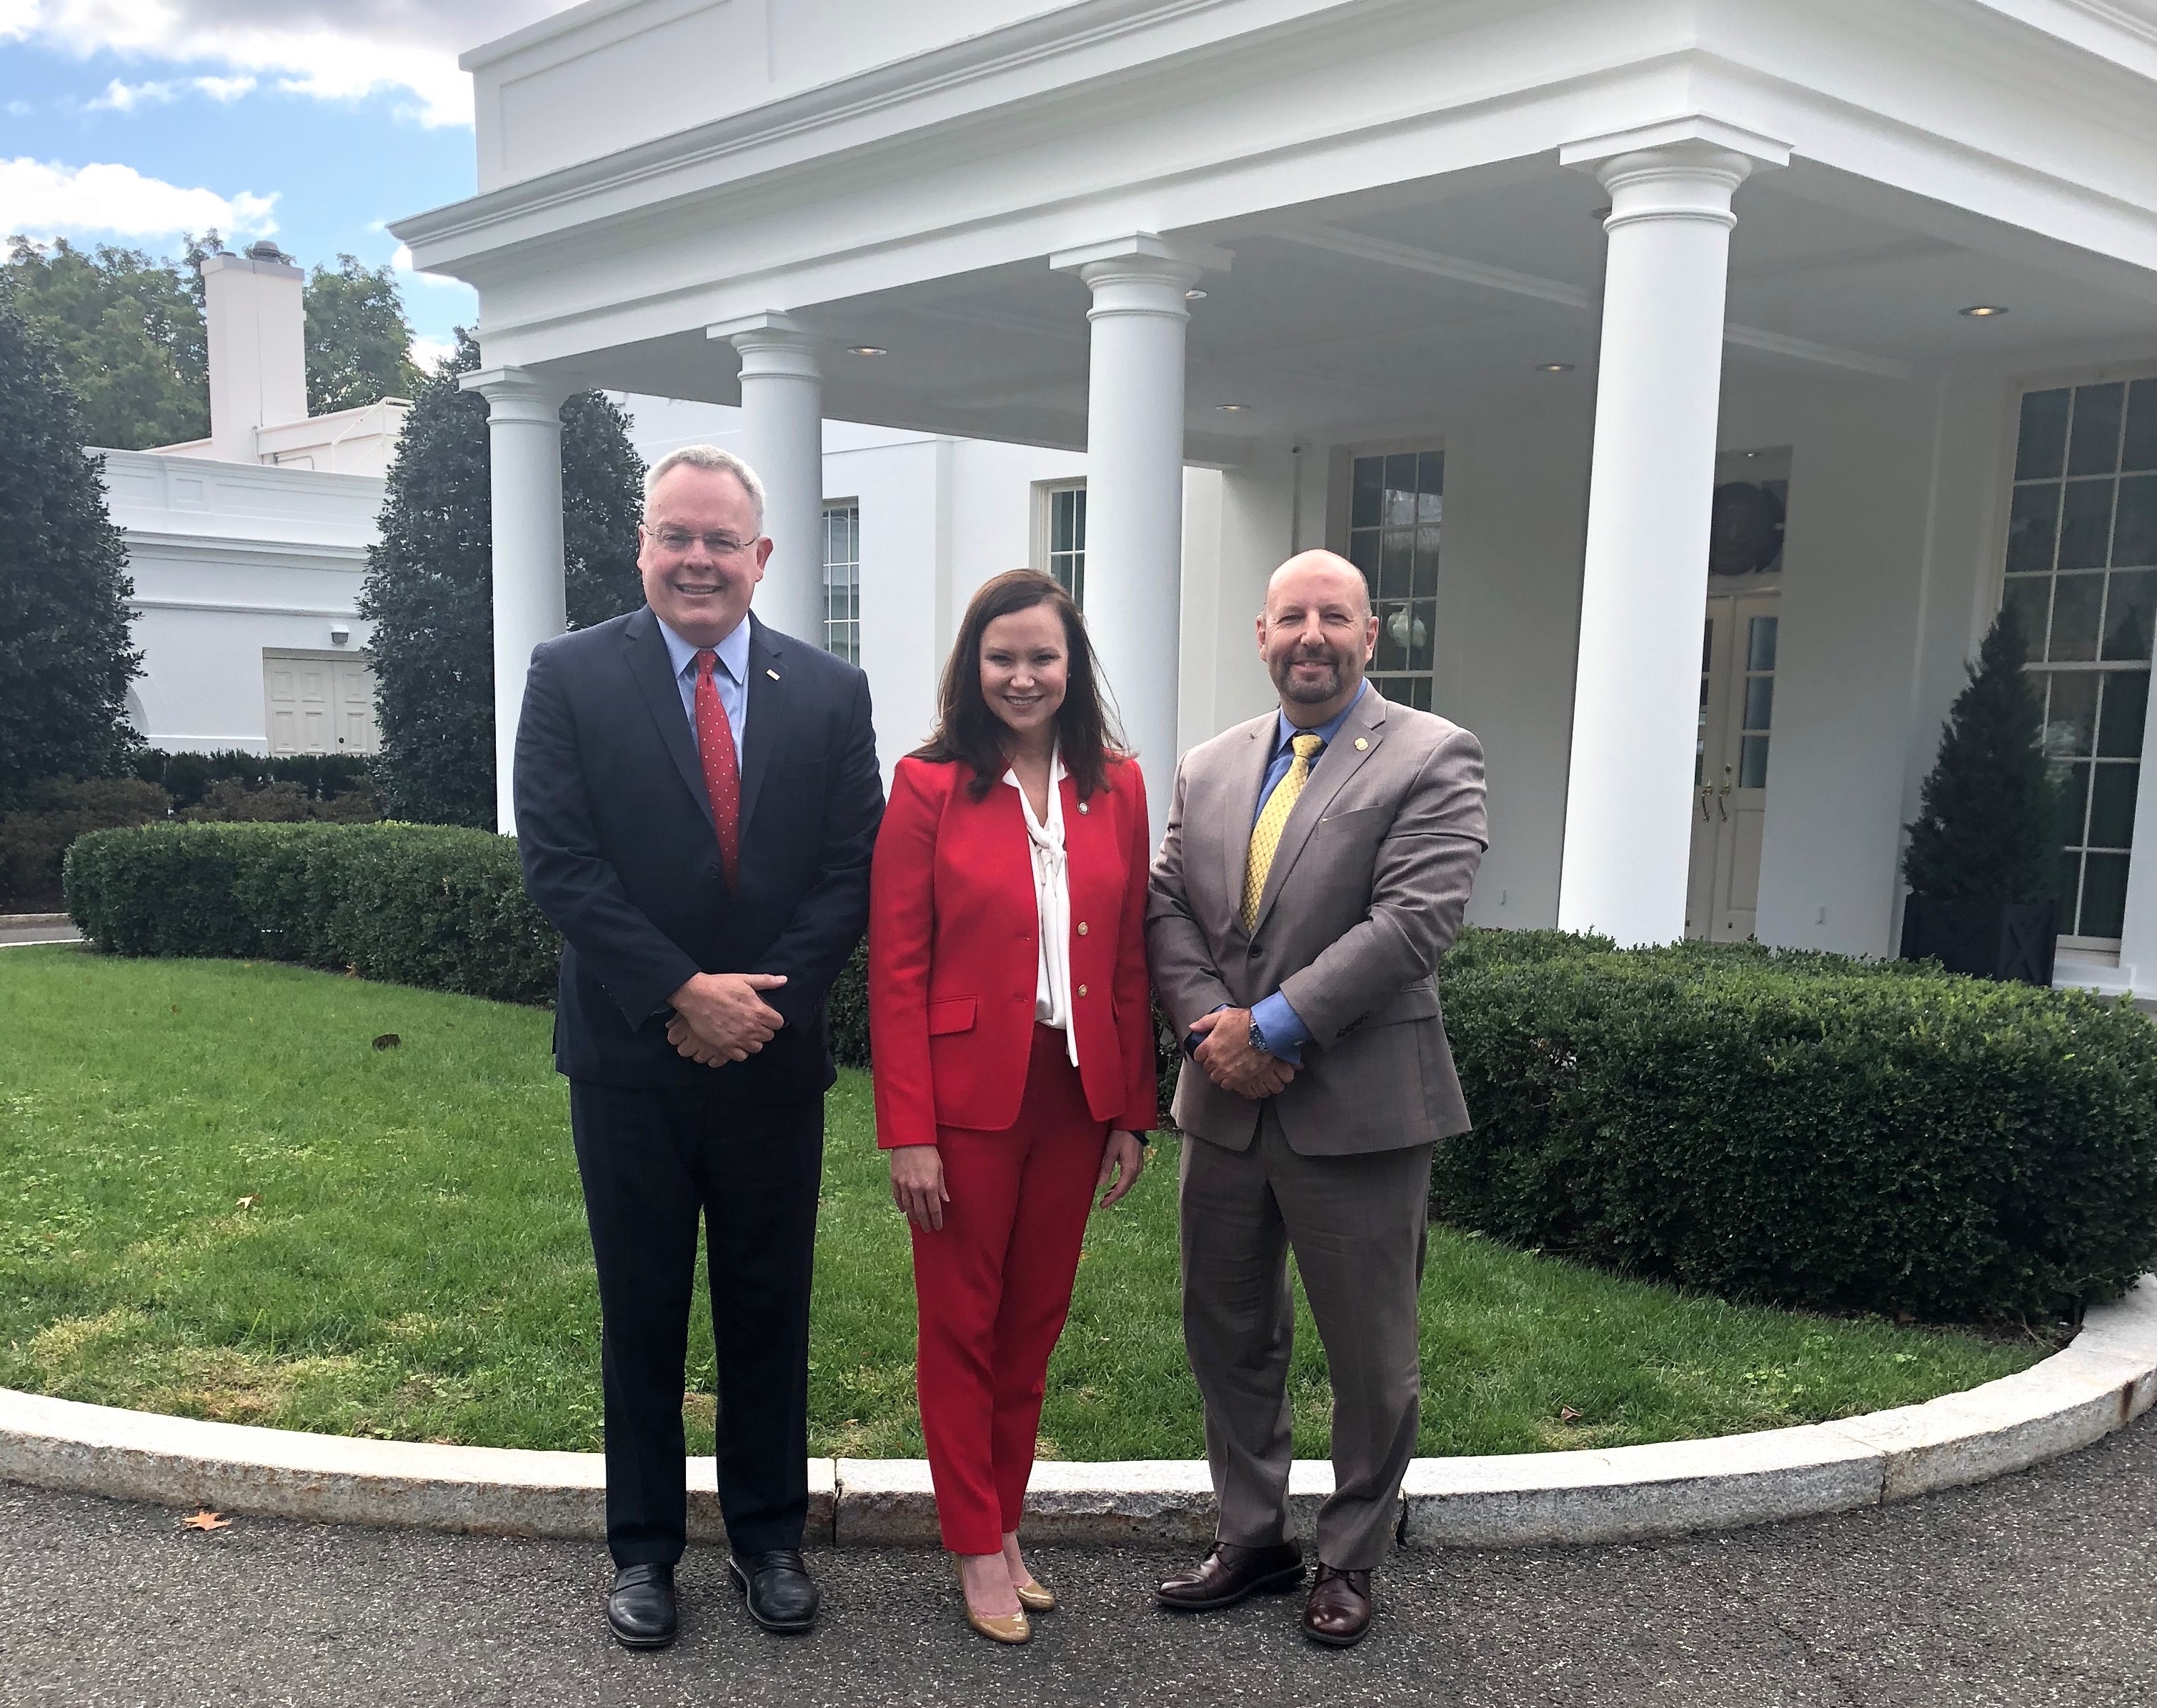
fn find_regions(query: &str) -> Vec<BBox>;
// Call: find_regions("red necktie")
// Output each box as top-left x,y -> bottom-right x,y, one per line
693,649 -> 741,886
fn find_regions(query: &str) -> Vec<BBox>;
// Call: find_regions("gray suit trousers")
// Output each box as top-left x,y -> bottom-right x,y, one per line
1178,1110 -> 1433,1569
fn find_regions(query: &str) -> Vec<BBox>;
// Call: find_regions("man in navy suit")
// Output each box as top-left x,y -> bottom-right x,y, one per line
514,445 -> 882,1646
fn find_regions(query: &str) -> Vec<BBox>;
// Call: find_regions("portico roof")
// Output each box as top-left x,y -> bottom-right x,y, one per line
395,0 -> 2157,459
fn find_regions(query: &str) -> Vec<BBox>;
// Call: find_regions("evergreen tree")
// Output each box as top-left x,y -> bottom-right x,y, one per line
359,331 -> 645,829
3,236 -> 208,449
304,255 -> 424,414
1903,604 -> 2058,904
0,286 -> 142,802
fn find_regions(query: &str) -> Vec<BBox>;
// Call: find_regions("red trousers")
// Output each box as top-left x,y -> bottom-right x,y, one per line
911,1023 -> 1107,1554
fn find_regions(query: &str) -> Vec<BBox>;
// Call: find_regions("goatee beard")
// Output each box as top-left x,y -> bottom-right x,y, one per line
1277,656 -> 1341,704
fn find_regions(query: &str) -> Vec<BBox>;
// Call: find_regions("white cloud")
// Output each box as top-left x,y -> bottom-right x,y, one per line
390,241 -> 463,288
408,334 -> 457,373
87,76 -> 177,111
3,1 -> 569,129
0,156 -> 277,241
192,73 -> 255,101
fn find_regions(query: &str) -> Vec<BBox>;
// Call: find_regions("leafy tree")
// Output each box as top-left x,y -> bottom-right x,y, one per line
0,286 -> 141,802
1903,604 -> 2058,904
360,331 -> 645,828
2,236 -> 207,449
304,254 -> 424,414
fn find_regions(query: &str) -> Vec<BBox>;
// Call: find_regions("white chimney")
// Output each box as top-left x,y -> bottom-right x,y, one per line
201,241 -> 308,464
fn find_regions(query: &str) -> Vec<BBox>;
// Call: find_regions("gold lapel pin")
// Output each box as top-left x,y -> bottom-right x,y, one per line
1354,736 -> 1369,751
766,668 -> 780,680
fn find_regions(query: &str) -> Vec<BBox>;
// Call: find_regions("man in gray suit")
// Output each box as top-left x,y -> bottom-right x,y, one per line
1146,549 -> 1487,1648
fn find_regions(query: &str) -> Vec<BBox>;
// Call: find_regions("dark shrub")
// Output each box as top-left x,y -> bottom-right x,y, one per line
131,748 -> 373,809
1435,937 -> 2157,1321
65,821 -> 558,1005
827,939 -> 870,1072
0,776 -> 168,909
181,777 -> 382,823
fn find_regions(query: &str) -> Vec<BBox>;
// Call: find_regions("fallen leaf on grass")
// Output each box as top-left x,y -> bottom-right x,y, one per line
372,1034 -> 401,1051
234,1194 -> 259,1210
181,1510 -> 230,1532
1559,1406 -> 1583,1422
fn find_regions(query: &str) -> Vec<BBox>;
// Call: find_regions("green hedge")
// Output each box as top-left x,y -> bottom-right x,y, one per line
65,821 -> 558,1006
1434,942 -> 2157,1322
62,826 -> 2157,1319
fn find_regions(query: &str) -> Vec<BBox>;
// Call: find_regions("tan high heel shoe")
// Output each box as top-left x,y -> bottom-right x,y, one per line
1014,1577 -> 1055,1614
953,1557 -> 1032,1644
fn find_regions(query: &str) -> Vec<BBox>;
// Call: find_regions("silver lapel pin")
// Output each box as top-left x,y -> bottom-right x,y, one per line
766,668 -> 780,680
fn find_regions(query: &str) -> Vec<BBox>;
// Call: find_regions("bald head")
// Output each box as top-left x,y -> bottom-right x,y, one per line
1265,550 -> 1371,624
1256,549 -> 1378,723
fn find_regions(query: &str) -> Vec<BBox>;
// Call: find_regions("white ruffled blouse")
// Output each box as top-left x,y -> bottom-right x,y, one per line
1002,747 -> 1079,1067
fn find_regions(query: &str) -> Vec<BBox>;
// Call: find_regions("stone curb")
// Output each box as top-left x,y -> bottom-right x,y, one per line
2,1277 -> 2150,1549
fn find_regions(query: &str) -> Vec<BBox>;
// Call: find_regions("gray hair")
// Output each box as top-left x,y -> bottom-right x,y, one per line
643,444 -> 766,530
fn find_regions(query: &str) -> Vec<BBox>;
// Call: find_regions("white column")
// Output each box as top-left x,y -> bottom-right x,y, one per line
1051,234 -> 1230,845
460,366 -> 572,836
2111,682 -> 2157,993
710,313 -> 826,646
1554,124 -> 1787,945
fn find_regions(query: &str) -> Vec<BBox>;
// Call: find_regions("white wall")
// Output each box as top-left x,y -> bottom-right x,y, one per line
99,450 -> 381,754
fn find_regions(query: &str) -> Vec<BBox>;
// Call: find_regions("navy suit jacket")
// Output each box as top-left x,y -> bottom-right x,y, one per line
513,604 -> 884,1098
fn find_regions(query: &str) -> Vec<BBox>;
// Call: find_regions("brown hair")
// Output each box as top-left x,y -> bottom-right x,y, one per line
915,569 -> 1125,801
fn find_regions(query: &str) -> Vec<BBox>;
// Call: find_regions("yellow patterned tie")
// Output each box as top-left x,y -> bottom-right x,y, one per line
1242,733 -> 1324,931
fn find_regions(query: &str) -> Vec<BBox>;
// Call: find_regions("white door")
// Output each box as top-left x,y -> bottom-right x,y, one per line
1686,592 -> 1779,941
264,653 -> 379,756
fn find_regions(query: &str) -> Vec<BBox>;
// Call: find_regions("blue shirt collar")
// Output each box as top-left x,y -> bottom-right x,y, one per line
1272,678 -> 1368,759
657,610 -> 751,686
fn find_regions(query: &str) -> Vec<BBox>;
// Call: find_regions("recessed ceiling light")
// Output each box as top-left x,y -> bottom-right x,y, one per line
845,344 -> 888,355
1958,305 -> 2008,318
1535,362 -> 1575,373
1215,402 -> 1248,411
1185,288 -> 1208,300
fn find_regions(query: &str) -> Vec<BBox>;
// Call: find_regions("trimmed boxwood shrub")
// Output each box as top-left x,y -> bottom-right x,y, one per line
1434,941 -> 2157,1322
64,821 -> 558,1006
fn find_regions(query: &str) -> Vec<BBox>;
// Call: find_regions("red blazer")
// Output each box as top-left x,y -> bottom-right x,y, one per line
869,753 -> 1158,1148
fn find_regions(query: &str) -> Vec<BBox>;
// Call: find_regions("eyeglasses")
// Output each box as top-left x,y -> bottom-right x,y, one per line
643,526 -> 761,558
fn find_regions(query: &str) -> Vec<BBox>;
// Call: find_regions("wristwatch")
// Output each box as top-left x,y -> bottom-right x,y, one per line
1247,1016 -> 1270,1056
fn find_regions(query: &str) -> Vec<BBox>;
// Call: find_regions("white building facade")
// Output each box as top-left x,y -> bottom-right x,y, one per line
357,0 -> 2150,996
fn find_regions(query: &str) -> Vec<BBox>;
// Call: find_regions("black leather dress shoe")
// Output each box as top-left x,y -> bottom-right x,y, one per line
1156,1539 -> 1305,1611
1302,1562 -> 1373,1647
607,1562 -> 677,1649
729,1549 -> 821,1633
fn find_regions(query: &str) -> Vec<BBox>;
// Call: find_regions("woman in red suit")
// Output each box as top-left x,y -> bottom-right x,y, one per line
870,569 -> 1157,1645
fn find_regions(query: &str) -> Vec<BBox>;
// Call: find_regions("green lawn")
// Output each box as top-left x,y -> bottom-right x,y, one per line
0,946 -> 2043,1459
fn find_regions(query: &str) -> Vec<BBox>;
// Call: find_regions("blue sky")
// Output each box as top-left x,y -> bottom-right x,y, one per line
0,3 -> 571,361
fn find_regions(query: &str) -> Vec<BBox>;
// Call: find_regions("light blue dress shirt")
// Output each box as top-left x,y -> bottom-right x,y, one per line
657,614 -> 749,772
1245,680 -> 1369,1066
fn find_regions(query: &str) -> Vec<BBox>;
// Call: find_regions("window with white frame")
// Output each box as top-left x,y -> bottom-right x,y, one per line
1038,481 -> 1086,606
2001,375 -> 2157,944
822,501 -> 860,664
1346,449 -> 1443,711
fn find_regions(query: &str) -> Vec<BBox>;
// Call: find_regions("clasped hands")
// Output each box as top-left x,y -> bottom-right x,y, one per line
1188,1007 -> 1296,1100
664,970 -> 789,1065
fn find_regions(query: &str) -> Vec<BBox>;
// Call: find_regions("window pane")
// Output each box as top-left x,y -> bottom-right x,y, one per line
2103,569 -> 2157,661
2115,475 -> 2157,569
2058,759 -> 2093,841
1743,674 -> 1774,731
2003,575 -> 2051,656
2045,671 -> 2100,757
2088,762 -> 2140,848
1747,614 -> 1778,672
2098,669 -> 2150,759
2059,481 -> 2115,571
1738,734 -> 1770,789
1405,600 -> 1435,671
2125,378 -> 2157,475
1383,454 -> 1417,525
1374,602 -> 1408,671
1413,524 -> 1441,598
1351,457 -> 1383,530
2081,851 -> 2131,937
1070,487 -> 1086,547
2048,571 -> 2103,660
1380,529 -> 1413,600
2068,382 -> 2126,478
1051,491 -> 1076,552
1347,529 -> 1379,586
2006,482 -> 2059,574
2016,388 -> 2071,480
2057,849 -> 2085,921
1416,450 -> 1444,521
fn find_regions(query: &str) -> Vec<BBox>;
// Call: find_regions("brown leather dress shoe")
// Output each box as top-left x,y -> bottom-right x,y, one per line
1302,1562 -> 1373,1647
1156,1539 -> 1305,1611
